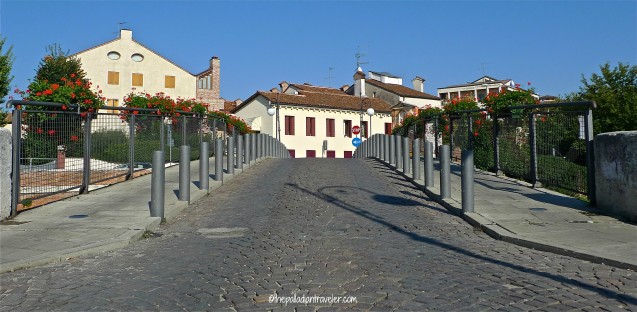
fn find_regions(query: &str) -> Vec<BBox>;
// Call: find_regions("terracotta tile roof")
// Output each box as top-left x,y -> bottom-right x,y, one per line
223,100 -> 237,112
365,78 -> 440,100
289,84 -> 347,95
236,89 -> 392,114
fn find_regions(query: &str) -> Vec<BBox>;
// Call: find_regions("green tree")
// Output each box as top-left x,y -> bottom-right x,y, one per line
1,36 -> 14,100
35,44 -> 86,83
572,62 -> 637,133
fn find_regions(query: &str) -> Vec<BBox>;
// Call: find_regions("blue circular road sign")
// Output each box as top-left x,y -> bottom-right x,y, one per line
352,137 -> 362,147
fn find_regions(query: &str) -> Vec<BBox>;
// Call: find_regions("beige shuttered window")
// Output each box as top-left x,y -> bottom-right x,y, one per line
165,75 -> 176,88
108,71 -> 119,85
132,73 -> 143,87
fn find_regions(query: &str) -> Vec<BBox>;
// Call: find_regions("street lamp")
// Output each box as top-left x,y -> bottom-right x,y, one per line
366,107 -> 375,138
267,92 -> 281,141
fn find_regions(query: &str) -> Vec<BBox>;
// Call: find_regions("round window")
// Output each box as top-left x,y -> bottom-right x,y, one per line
131,53 -> 144,62
107,51 -> 121,60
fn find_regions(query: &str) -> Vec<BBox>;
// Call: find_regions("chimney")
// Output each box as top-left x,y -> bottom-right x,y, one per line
353,67 -> 366,97
120,29 -> 133,40
234,98 -> 243,105
270,88 -> 279,93
279,81 -> 289,93
412,76 -> 425,93
210,56 -> 221,100
340,85 -> 350,92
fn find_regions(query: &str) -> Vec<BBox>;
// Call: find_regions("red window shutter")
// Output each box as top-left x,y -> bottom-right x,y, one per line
344,151 -> 353,158
362,121 -> 368,138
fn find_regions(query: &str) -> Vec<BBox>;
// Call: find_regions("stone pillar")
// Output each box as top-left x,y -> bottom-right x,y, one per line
0,128 -> 11,220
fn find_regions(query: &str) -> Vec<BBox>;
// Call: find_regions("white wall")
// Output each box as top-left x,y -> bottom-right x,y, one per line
76,30 -> 196,105
234,95 -> 392,158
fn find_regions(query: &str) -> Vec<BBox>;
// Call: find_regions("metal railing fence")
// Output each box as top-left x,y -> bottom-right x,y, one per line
6,100 -> 230,216
417,101 -> 595,203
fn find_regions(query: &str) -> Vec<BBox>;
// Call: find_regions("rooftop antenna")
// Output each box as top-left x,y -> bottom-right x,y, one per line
480,62 -> 489,77
355,46 -> 369,68
116,22 -> 126,36
324,67 -> 335,84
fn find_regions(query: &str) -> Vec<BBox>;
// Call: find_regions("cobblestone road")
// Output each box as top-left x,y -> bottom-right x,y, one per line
1,159 -> 636,311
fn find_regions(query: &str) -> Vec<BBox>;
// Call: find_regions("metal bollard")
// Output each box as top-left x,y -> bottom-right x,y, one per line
227,136 -> 234,175
461,149 -> 475,213
251,133 -> 256,163
425,141 -> 434,187
244,134 -> 251,167
179,145 -> 190,202
150,151 -> 165,218
440,145 -> 451,199
402,136 -> 410,175
396,135 -> 403,170
389,135 -> 396,165
214,139 -> 223,181
412,139 -> 421,180
236,135 -> 243,170
199,142 -> 209,191
384,135 -> 390,163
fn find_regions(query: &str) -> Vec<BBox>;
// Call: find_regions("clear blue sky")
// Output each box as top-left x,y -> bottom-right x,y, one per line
1,0 -> 635,103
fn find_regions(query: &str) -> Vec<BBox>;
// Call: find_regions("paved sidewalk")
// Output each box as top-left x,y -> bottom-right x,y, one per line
0,157 -> 265,273
383,157 -> 637,271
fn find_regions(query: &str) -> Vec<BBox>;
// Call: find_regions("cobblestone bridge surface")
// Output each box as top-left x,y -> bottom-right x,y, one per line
1,159 -> 636,311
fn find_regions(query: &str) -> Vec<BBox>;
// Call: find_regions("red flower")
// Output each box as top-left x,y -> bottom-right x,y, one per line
70,135 -> 79,141
80,112 -> 87,118
133,111 -> 139,115
527,82 -> 531,86
36,92 -> 42,96
37,128 -> 43,134
71,93 -> 76,99
70,73 -> 76,78
474,131 -> 479,137
51,84 -> 59,90
62,105 -> 67,110
48,129 -> 56,136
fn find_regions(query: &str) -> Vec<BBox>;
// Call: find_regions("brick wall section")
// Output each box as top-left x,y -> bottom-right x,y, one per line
196,56 -> 224,111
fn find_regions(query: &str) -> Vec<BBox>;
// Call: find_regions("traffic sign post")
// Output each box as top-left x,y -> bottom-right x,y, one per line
352,137 -> 362,147
352,125 -> 361,135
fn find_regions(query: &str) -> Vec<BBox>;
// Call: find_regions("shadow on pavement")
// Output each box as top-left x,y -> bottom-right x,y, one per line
284,181 -> 637,306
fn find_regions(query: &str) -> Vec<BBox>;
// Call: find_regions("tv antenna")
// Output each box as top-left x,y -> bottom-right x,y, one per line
115,22 -> 127,36
325,67 -> 335,83
480,62 -> 489,77
355,46 -> 369,68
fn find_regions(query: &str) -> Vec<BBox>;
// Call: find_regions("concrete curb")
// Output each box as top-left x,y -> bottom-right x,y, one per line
0,157 -> 268,274
373,158 -> 637,271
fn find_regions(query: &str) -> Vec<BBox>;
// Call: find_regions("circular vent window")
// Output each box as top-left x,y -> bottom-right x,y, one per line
131,53 -> 144,62
107,51 -> 121,60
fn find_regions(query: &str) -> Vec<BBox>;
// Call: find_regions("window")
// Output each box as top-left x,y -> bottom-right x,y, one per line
326,150 -> 336,158
107,99 -> 119,113
362,121 -> 369,138
131,53 -> 144,62
132,73 -> 143,87
344,151 -> 353,158
285,116 -> 295,135
326,119 -> 335,137
107,51 -> 120,60
108,71 -> 119,85
288,149 -> 295,158
385,123 -> 392,135
306,117 -> 315,136
306,150 -> 316,158
165,75 -> 175,88
344,120 -> 352,138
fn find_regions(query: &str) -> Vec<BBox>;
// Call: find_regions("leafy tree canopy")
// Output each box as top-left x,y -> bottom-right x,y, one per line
570,62 -> 637,133
34,44 -> 87,83
0,36 -> 14,103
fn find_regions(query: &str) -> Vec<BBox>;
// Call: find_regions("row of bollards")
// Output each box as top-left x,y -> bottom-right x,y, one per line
150,133 -> 291,219
353,134 -> 474,214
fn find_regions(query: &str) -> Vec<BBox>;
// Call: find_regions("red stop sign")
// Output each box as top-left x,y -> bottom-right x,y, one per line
352,125 -> 361,135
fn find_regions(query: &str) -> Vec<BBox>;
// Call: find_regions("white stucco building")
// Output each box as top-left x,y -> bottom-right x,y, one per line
345,68 -> 442,126
233,82 -> 393,158
73,29 -> 223,112
437,75 -> 539,103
